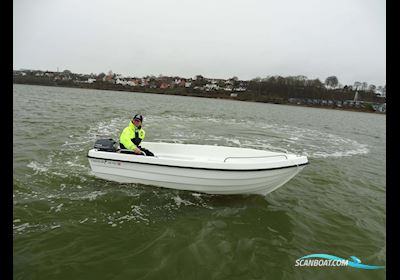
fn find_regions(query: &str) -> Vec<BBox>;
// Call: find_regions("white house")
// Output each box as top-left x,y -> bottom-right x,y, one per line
127,80 -> 136,86
204,83 -> 219,91
116,78 -> 129,85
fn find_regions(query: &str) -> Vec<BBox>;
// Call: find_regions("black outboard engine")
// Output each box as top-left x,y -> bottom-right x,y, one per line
94,138 -> 117,152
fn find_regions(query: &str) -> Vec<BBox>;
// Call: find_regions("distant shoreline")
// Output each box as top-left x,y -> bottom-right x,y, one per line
13,81 -> 384,114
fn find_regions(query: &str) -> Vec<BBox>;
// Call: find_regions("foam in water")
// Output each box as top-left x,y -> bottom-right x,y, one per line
101,205 -> 150,227
173,195 -> 195,207
77,191 -> 107,201
79,218 -> 89,224
149,114 -> 369,159
27,161 -> 48,173
13,222 -> 30,232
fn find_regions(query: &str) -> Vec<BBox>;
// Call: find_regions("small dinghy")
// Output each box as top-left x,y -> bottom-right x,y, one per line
87,139 -> 308,195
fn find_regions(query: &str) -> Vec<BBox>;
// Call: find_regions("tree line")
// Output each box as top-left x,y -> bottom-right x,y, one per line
244,75 -> 385,103
13,71 -> 385,105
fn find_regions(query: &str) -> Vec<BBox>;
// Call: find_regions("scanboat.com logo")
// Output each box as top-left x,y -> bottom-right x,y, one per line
295,254 -> 384,269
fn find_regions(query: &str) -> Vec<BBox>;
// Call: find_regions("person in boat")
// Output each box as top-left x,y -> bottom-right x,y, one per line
119,114 -> 154,156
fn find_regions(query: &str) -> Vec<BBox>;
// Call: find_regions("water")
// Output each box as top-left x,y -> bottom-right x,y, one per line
13,84 -> 386,279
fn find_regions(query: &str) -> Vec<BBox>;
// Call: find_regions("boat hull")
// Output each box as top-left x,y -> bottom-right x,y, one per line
88,155 -> 306,195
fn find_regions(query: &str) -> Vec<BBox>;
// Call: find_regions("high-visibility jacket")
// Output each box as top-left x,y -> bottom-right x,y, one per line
119,121 -> 146,150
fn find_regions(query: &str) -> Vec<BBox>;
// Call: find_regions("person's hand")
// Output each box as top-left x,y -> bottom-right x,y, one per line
133,148 -> 142,154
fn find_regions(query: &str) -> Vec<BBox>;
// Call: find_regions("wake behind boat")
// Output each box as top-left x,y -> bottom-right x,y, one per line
87,140 -> 309,196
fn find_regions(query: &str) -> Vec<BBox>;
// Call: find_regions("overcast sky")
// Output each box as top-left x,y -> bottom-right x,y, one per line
13,0 -> 386,86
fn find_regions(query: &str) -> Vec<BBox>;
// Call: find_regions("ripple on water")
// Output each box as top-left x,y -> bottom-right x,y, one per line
13,86 -> 385,280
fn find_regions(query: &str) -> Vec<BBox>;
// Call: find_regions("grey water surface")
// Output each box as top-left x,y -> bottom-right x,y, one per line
13,84 -> 385,280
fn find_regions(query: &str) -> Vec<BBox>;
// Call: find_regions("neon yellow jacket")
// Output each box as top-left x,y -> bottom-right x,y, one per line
119,121 -> 146,150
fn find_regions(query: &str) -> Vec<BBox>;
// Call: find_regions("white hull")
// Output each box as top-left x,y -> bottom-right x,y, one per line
88,142 -> 308,195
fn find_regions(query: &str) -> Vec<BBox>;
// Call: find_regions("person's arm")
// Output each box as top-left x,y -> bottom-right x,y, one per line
135,129 -> 145,154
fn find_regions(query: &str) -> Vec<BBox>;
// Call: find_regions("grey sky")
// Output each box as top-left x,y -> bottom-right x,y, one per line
13,0 -> 386,86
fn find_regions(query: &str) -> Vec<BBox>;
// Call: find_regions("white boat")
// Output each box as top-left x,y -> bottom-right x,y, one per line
87,141 -> 308,196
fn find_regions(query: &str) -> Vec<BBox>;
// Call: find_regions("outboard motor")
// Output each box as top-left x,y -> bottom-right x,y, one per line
94,138 -> 117,152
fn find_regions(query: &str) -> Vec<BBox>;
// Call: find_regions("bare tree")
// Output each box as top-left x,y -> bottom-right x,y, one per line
361,82 -> 368,91
368,84 -> 376,92
325,76 -> 339,88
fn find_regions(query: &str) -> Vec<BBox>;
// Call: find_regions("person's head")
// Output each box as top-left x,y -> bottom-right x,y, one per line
132,114 -> 143,126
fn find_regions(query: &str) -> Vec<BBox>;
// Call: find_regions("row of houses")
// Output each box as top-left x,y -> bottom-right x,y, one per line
112,75 -> 249,92
13,70 -> 249,92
